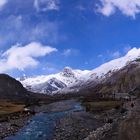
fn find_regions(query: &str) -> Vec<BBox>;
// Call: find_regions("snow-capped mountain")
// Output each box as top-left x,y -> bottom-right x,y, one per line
19,48 -> 140,95
20,67 -> 90,94
28,78 -> 67,94
88,48 -> 140,79
57,48 -> 140,95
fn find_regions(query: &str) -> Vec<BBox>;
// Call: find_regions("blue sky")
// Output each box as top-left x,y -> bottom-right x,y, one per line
1,0 -> 140,77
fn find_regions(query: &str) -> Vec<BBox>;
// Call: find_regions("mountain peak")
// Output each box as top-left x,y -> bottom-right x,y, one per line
61,67 -> 75,77
63,66 -> 72,71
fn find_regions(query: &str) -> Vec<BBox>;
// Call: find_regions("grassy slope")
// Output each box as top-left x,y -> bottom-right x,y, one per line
0,100 -> 25,115
83,101 -> 122,112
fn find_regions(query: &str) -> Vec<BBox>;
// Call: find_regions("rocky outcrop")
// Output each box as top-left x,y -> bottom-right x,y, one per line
84,123 -> 112,140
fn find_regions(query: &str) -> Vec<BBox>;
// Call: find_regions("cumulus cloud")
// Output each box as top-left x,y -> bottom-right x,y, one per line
62,49 -> 79,57
0,14 -> 63,47
0,0 -> 7,9
0,42 -> 57,72
34,0 -> 60,12
97,0 -> 140,18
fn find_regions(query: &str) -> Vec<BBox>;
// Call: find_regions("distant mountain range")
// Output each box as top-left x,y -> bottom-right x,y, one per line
19,67 -> 90,95
19,48 -> 140,96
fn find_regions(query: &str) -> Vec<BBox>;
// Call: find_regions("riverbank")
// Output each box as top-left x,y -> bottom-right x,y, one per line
0,111 -> 33,139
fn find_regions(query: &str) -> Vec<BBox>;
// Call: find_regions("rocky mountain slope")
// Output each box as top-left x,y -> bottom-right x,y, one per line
0,74 -> 29,102
0,74 -> 56,105
77,61 -> 140,96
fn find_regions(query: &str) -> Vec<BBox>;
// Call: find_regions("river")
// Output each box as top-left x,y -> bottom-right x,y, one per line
5,100 -> 85,140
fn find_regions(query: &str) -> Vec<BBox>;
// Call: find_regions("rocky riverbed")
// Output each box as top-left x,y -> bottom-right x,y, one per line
2,98 -> 138,140
3,99 -> 106,140
0,111 -> 33,139
53,111 -> 103,140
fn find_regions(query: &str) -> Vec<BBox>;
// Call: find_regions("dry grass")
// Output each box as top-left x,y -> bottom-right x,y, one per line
0,100 -> 25,115
83,101 -> 122,112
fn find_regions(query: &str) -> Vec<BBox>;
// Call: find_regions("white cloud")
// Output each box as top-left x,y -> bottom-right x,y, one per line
0,42 -> 57,72
63,49 -> 72,56
42,62 -> 60,74
34,0 -> 60,12
34,0 -> 40,11
0,0 -> 7,9
0,14 -> 63,46
97,0 -> 140,18
106,50 -> 122,59
111,51 -> 121,58
62,49 -> 79,57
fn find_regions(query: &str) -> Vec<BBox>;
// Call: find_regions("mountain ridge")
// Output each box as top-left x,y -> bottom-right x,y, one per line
19,47 -> 140,95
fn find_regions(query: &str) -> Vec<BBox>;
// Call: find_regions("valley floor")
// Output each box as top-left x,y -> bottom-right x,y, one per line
0,100 -> 33,139
1,98 -> 140,140
0,111 -> 32,139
